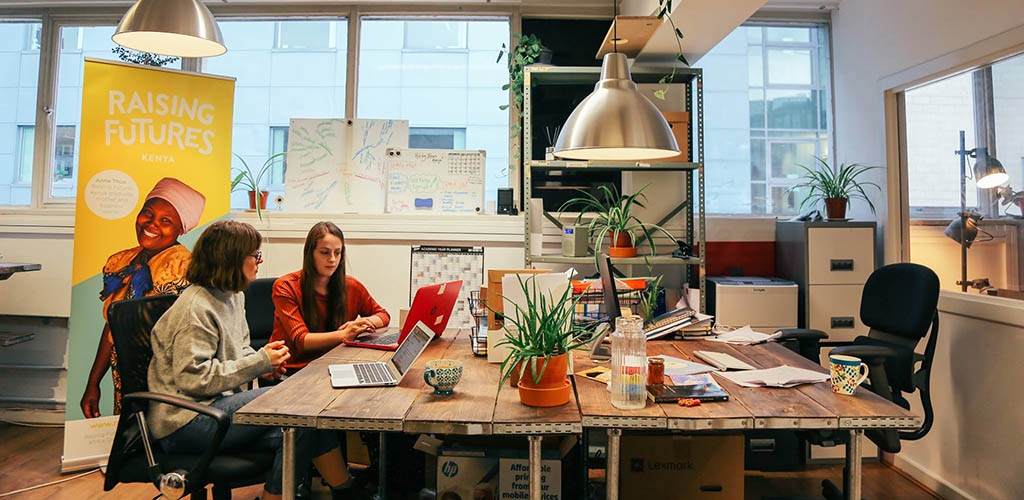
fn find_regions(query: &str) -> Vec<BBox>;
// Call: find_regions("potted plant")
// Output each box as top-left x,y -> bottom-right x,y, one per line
558,184 -> 676,259
496,275 -> 590,407
637,259 -> 664,325
790,156 -> 880,220
231,152 -> 284,220
497,34 -> 550,164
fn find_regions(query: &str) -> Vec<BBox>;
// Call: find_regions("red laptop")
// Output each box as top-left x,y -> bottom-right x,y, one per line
345,280 -> 463,350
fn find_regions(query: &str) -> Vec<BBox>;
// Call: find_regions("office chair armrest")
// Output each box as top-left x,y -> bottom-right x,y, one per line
123,392 -> 232,493
830,344 -> 899,367
775,329 -> 828,363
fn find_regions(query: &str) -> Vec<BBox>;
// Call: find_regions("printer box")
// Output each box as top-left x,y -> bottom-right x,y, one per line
498,453 -> 562,500
437,447 -> 499,500
619,435 -> 743,500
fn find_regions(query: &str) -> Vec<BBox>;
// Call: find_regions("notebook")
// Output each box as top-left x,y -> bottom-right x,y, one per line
647,374 -> 730,403
692,350 -> 756,371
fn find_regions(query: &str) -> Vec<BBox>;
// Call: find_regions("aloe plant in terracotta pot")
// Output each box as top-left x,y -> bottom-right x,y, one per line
496,275 -> 590,407
790,157 -> 880,220
558,184 -> 676,260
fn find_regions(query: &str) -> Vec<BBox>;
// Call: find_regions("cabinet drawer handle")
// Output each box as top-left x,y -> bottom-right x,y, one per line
830,259 -> 854,271
831,317 -> 855,329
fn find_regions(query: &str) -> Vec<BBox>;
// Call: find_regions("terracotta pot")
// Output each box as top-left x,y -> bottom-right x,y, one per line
508,360 -> 523,388
824,197 -> 848,220
518,354 -> 569,390
248,190 -> 269,210
609,231 -> 638,258
517,379 -> 571,407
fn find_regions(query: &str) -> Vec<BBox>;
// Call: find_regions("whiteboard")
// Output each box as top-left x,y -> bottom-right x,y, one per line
284,118 -> 409,213
385,148 -> 486,214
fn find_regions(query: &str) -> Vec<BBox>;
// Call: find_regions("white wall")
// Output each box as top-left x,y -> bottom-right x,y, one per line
831,2 -> 1024,499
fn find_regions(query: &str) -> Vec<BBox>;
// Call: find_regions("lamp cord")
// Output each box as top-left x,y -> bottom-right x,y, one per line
612,0 -> 617,53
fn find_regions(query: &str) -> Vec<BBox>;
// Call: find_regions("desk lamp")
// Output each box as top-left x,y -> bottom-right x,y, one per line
944,130 -> 1008,291
552,0 -> 679,161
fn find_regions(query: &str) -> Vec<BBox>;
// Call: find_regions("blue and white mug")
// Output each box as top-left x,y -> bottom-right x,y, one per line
829,354 -> 869,395
424,359 -> 463,396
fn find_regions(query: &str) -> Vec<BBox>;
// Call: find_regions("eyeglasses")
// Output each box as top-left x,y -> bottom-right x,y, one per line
250,250 -> 263,263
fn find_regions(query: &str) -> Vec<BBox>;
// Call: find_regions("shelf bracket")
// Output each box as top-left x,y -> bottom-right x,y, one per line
633,200 -> 688,248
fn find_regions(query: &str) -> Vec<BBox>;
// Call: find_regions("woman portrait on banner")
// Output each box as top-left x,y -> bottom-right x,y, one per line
79,177 -> 206,418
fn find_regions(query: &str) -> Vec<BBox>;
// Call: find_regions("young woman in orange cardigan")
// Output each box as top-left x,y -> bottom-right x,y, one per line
269,221 -> 391,372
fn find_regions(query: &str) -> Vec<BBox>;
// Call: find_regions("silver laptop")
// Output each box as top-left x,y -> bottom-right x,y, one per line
329,321 -> 435,388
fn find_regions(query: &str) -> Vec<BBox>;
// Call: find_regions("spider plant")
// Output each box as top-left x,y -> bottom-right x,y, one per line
558,183 -> 676,260
231,152 -> 285,220
495,275 -> 591,394
790,156 -> 881,214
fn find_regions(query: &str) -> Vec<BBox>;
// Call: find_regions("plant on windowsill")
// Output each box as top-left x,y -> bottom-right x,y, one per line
558,183 -> 676,260
231,152 -> 285,221
789,156 -> 880,220
495,275 -> 590,407
497,34 -> 551,164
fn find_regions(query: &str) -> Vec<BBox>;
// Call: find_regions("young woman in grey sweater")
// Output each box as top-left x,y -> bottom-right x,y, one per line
148,220 -> 361,500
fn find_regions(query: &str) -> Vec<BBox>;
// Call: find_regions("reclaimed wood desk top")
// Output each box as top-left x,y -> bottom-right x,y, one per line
573,340 -> 920,431
235,328 -> 581,435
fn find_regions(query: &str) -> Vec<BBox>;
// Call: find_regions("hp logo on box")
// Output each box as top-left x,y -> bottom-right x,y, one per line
441,461 -> 459,478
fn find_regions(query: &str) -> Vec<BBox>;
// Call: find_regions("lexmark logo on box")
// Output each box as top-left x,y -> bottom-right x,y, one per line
647,459 -> 694,471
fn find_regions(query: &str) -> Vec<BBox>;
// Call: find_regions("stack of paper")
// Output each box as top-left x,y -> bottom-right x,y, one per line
709,326 -> 780,345
715,365 -> 829,388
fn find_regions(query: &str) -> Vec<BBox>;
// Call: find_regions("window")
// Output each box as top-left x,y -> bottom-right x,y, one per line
409,127 -> 466,149
358,18 -> 509,207
50,25 -> 182,200
269,126 -> 288,185
0,21 -> 41,206
209,19 -> 347,210
700,23 -> 832,214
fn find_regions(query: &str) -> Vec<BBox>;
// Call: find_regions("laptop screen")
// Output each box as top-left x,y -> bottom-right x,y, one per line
390,323 -> 432,375
597,253 -> 622,323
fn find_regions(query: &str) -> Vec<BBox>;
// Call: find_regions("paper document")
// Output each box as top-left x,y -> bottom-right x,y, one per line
692,350 -> 756,371
710,326 -> 781,345
647,355 -> 716,377
715,365 -> 829,388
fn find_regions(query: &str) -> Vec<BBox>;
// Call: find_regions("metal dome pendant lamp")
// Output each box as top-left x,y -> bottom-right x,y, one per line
113,0 -> 227,58
552,0 -> 679,161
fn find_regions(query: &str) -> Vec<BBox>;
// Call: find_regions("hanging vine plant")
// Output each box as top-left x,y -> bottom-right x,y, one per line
653,0 -> 688,101
496,33 -> 551,162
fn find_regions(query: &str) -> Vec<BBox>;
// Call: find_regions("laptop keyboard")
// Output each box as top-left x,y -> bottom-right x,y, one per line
361,330 -> 401,345
354,363 -> 395,385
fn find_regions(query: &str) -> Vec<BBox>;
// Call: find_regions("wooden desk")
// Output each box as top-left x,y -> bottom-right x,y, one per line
235,328 -> 581,500
574,340 -> 921,500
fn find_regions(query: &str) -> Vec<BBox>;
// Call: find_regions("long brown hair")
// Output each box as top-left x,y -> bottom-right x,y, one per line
301,222 -> 347,331
186,220 -> 261,292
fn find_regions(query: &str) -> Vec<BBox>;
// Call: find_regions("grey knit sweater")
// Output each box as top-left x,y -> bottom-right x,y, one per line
147,285 -> 271,439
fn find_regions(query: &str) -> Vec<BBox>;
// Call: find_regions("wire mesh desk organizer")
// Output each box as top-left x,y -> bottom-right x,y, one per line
572,277 -> 650,331
466,290 -> 489,356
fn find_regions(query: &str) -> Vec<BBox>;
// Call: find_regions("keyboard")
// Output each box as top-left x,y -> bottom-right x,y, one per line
360,330 -> 402,345
353,363 -> 395,385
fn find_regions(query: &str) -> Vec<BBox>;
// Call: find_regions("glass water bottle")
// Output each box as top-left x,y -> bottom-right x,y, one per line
610,316 -> 647,409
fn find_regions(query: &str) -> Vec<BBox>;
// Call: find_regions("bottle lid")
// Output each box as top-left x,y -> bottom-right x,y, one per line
649,357 -> 664,365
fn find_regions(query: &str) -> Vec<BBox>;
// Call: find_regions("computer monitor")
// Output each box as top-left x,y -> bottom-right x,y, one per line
597,253 -> 621,323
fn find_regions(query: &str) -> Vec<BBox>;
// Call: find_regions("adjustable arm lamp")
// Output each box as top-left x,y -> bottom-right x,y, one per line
944,130 -> 1008,292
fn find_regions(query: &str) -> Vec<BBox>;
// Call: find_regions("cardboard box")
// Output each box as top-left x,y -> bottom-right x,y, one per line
498,456 -> 562,500
650,111 -> 690,163
486,269 -> 552,328
437,448 -> 499,500
619,435 -> 743,500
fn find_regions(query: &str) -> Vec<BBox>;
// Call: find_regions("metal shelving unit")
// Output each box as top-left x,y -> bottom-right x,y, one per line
521,64 -> 706,312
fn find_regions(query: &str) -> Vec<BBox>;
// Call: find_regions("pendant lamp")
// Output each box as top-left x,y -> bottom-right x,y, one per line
113,0 -> 226,58
552,0 -> 679,161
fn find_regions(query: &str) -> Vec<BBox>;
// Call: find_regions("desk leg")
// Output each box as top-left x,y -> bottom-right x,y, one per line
282,428 -> 296,500
377,432 -> 388,500
529,435 -> 542,500
606,429 -> 621,500
844,429 -> 863,500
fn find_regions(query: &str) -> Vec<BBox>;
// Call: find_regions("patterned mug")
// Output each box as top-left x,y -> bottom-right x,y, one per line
424,359 -> 463,396
829,354 -> 869,395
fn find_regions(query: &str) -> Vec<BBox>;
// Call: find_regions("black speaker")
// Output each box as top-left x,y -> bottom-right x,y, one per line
497,188 -> 517,215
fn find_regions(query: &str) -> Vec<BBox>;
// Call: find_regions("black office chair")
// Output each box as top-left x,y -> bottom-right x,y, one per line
244,277 -> 277,352
774,262 -> 940,500
104,294 -> 275,500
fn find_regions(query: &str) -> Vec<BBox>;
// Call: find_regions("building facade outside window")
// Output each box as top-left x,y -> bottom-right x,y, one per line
699,23 -> 832,215
207,19 -> 347,210
358,18 -> 510,209
1,22 -> 41,206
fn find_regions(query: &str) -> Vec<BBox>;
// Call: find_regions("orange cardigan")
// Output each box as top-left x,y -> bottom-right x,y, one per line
270,271 -> 390,369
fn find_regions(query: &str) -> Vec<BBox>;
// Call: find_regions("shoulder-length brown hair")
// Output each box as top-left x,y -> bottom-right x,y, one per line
186,220 -> 262,292
301,221 -> 347,332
